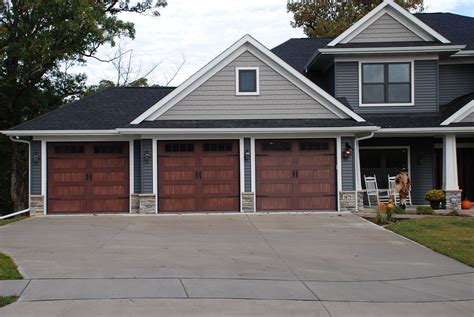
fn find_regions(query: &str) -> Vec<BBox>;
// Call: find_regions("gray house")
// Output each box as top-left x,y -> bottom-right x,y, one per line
3,0 -> 473,215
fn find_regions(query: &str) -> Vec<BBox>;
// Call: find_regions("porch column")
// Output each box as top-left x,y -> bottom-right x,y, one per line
353,140 -> 364,211
442,134 -> 461,210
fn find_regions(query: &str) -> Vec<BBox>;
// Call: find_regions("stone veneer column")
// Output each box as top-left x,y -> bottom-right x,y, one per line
30,195 -> 45,216
138,194 -> 156,214
241,192 -> 255,212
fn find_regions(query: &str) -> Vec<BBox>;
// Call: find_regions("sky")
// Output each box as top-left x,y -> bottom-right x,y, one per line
75,0 -> 474,87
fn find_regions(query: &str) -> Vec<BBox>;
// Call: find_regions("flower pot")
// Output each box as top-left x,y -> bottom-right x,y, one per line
430,200 -> 442,210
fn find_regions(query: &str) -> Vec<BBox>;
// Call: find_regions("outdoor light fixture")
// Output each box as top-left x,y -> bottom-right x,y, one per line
245,150 -> 251,161
33,151 -> 40,163
144,151 -> 151,163
342,143 -> 353,159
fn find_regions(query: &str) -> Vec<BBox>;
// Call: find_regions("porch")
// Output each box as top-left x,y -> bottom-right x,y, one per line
357,135 -> 474,210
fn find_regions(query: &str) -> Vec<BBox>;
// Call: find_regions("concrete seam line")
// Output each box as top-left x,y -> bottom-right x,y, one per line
178,279 -> 189,298
17,279 -> 31,301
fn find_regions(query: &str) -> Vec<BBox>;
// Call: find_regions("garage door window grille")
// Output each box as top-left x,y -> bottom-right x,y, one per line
165,143 -> 194,152
54,145 -> 84,154
262,142 -> 292,152
299,142 -> 329,151
203,143 -> 233,152
93,144 -> 123,154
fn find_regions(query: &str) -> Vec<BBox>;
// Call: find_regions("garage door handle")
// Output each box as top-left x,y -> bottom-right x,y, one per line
195,171 -> 199,179
296,170 -> 299,178
199,171 -> 202,179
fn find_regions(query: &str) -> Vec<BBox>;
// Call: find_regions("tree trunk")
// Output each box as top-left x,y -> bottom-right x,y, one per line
10,141 -> 28,211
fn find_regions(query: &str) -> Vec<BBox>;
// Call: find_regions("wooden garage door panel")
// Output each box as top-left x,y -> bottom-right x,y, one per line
158,141 -> 240,212
256,139 -> 336,211
47,142 -> 129,213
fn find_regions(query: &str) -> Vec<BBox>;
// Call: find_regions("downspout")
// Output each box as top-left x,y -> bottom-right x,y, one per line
354,132 -> 375,212
0,136 -> 31,219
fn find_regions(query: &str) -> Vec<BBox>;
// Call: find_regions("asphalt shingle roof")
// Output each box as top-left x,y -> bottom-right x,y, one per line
10,87 -> 175,131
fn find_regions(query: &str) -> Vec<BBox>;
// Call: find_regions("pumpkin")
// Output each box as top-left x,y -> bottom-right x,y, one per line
461,200 -> 472,210
386,203 -> 394,211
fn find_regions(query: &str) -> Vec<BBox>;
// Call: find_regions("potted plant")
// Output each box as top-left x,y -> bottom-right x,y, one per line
425,190 -> 445,210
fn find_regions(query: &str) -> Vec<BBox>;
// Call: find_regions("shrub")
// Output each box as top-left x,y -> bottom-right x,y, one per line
425,190 -> 445,201
393,206 -> 405,214
448,210 -> 460,216
375,211 -> 387,225
416,206 -> 434,215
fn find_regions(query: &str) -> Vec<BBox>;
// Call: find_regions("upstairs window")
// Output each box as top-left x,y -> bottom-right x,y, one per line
236,67 -> 259,95
361,62 -> 412,105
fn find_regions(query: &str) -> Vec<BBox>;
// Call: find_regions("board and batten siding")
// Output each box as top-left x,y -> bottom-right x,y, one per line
341,137 -> 355,191
360,137 -> 434,205
349,13 -> 424,43
335,60 -> 438,113
140,139 -> 153,193
133,140 -> 141,193
31,141 -> 42,195
439,64 -> 474,105
158,51 -> 342,120
244,138 -> 252,192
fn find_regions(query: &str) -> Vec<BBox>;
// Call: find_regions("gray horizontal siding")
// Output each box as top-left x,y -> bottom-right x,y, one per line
335,60 -> 438,113
141,139 -> 153,194
159,51 -> 342,120
462,112 -> 474,122
134,140 -> 141,193
439,64 -> 474,105
244,138 -> 251,192
30,141 -> 42,195
350,13 -> 423,43
341,137 -> 355,191
359,137 -> 434,205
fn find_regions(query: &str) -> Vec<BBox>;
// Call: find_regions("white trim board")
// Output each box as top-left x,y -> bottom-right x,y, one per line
327,0 -> 450,47
130,35 -> 366,124
441,100 -> 474,126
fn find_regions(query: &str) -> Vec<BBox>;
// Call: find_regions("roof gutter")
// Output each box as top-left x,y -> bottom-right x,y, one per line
317,45 -> 466,55
2,129 -> 119,136
377,127 -> 474,134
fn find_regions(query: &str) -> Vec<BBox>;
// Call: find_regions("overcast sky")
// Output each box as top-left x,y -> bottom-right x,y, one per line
75,0 -> 474,86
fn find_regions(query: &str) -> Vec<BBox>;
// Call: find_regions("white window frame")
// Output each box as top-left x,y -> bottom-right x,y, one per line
358,60 -> 415,107
235,67 -> 259,96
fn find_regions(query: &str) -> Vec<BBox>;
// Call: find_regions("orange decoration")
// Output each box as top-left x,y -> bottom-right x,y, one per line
461,200 -> 472,210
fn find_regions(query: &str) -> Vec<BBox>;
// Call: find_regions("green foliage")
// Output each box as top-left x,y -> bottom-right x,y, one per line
386,218 -> 474,267
287,0 -> 424,38
0,0 -> 166,213
0,252 -> 23,280
393,206 -> 405,214
416,205 -> 434,215
0,296 -> 17,308
0,216 -> 27,226
375,211 -> 387,225
448,210 -> 460,216
425,190 -> 445,201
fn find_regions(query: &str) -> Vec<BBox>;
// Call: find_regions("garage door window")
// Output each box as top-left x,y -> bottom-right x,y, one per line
165,143 -> 194,152
93,144 -> 123,154
299,141 -> 329,151
262,142 -> 292,152
54,145 -> 84,154
203,142 -> 233,152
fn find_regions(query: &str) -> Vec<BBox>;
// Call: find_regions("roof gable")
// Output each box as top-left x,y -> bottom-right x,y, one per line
441,99 -> 474,125
158,51 -> 340,120
328,0 -> 450,47
131,35 -> 366,124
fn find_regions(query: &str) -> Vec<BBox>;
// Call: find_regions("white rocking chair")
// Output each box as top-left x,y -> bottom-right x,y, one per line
364,175 -> 390,207
388,175 -> 412,206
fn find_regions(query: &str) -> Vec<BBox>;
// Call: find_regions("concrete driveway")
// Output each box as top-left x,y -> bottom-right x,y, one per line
0,213 -> 473,316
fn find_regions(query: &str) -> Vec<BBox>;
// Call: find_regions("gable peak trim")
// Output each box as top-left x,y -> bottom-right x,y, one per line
131,34 -> 366,124
441,100 -> 474,125
327,0 -> 450,47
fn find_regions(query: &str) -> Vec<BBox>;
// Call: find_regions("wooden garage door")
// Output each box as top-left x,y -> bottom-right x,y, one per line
158,141 -> 240,212
47,142 -> 129,213
256,139 -> 336,211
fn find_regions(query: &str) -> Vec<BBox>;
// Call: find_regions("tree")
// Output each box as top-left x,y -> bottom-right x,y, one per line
0,0 -> 167,213
287,0 -> 424,38
84,41 -> 186,96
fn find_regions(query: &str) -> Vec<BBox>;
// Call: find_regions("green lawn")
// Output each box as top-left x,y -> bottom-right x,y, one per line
0,216 -> 27,227
386,218 -> 474,267
0,252 -> 22,280
0,296 -> 17,308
